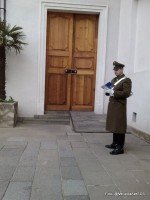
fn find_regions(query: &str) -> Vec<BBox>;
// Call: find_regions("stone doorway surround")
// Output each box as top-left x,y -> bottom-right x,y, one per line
37,0 -> 108,115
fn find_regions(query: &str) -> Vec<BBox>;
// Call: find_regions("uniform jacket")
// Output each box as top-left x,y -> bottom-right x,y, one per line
106,74 -> 132,134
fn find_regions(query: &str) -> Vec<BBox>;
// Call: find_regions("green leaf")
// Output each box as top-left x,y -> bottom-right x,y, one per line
0,20 -> 27,53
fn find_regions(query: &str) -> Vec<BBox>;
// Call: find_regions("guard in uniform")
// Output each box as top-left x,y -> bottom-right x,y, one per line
105,61 -> 132,155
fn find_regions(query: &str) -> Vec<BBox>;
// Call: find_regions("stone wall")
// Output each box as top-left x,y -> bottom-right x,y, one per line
0,102 -> 18,127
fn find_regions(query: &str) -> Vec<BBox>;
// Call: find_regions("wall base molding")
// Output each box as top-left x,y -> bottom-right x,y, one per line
129,126 -> 150,144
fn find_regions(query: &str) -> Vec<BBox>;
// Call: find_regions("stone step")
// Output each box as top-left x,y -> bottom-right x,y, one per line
18,111 -> 71,125
22,121 -> 70,125
44,111 -> 70,115
18,110 -> 70,125
34,114 -> 70,119
18,117 -> 70,125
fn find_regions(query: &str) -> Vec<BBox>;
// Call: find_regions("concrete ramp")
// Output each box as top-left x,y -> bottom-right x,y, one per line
70,111 -> 109,133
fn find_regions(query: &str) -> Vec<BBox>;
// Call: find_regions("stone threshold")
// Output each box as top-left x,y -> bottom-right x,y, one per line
17,116 -> 70,125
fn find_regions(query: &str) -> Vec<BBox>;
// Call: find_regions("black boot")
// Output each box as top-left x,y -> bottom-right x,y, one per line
105,133 -> 118,149
110,147 -> 124,155
105,143 -> 116,149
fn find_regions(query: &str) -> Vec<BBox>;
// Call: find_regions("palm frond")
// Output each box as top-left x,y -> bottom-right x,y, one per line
0,20 -> 27,53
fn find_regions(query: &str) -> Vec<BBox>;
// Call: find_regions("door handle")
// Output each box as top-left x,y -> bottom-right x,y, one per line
65,69 -> 72,74
71,69 -> 77,74
65,68 -> 77,74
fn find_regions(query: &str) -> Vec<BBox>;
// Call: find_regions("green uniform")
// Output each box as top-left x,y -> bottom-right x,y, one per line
106,74 -> 132,134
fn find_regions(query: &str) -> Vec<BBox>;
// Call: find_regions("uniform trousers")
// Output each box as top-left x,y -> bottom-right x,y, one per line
113,133 -> 125,148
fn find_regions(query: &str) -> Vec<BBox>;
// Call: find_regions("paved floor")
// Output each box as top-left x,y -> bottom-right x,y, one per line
0,123 -> 150,200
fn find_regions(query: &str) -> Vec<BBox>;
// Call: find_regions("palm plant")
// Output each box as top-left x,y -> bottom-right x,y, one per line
0,20 -> 26,100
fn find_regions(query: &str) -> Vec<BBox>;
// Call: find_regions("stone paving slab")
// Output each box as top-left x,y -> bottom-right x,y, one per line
73,148 -> 105,172
30,142 -> 62,200
130,170 -> 150,185
83,133 -> 112,144
40,140 -> 57,150
30,188 -> 63,200
5,140 -> 27,146
62,180 -> 88,196
0,124 -> 150,200
0,145 -> 25,171
31,172 -> 62,200
0,181 -> 9,199
2,182 -> 32,200
0,148 -> 25,157
67,132 -> 82,136
81,170 -> 114,186
73,148 -> 97,160
125,196 -> 149,200
0,165 -> 16,181
108,170 -> 150,194
0,143 -> 5,150
59,149 -> 75,158
11,166 -> 35,182
125,134 -> 149,145
71,141 -> 88,148
57,140 -> 72,150
57,135 -> 68,140
64,195 -> 90,200
0,157 -> 22,168
31,166 -> 62,199
61,166 -> 83,180
68,135 -> 83,141
7,137 -> 26,142
36,150 -> 59,168
87,185 -> 123,200
76,159 -> 105,172
32,168 -> 62,188
92,148 -> 150,172
18,142 -> 40,167
60,157 -> 78,167
58,140 -> 75,158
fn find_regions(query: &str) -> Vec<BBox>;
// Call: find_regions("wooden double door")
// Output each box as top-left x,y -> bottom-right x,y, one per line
45,12 -> 98,111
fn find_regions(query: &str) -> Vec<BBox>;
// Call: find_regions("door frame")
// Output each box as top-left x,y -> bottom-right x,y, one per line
37,0 -> 108,115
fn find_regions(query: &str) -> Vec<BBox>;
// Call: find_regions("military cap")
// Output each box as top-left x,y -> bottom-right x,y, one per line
113,61 -> 125,70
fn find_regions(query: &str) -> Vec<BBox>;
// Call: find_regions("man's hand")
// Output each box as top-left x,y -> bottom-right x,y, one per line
105,92 -> 110,96
105,89 -> 114,96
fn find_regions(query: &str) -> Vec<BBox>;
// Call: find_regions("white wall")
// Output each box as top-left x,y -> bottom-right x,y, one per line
134,0 -> 150,72
6,0 -> 121,117
128,72 -> 150,134
6,0 -> 39,116
103,0 -> 121,112
117,0 -> 150,134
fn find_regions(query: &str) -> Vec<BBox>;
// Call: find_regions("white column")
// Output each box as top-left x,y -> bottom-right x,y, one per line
117,0 -> 138,74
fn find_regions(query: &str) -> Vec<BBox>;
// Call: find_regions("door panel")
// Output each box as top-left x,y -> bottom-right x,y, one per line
71,14 -> 98,111
74,15 -> 96,52
45,12 -> 73,110
47,74 -> 67,105
45,13 -> 98,111
72,75 -> 94,107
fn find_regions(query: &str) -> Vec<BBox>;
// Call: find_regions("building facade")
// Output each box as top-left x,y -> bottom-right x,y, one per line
5,0 -> 150,135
